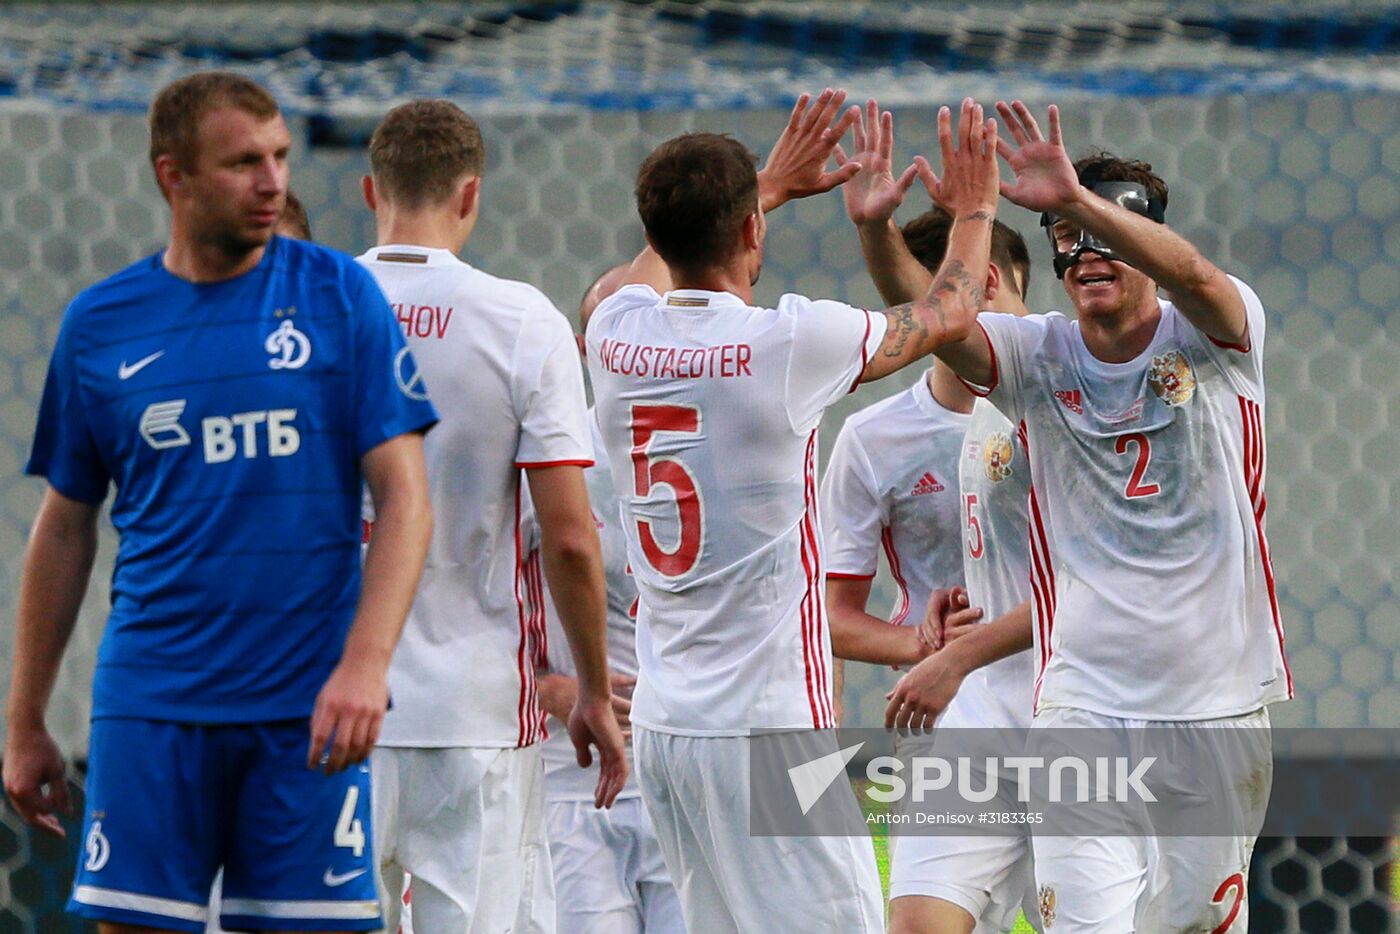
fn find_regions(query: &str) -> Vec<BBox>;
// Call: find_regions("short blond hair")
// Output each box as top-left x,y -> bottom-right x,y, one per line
369,100 -> 486,209
149,71 -> 280,174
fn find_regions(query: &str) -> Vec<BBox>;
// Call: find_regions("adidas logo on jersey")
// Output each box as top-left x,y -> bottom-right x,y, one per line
1055,389 -> 1084,414
910,472 -> 945,496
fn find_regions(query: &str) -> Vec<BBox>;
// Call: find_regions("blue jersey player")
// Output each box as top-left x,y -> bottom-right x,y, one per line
2,72 -> 437,934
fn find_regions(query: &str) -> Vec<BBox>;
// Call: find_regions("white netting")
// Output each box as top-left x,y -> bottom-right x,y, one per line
3,1 -> 1400,116
0,2 -> 1396,931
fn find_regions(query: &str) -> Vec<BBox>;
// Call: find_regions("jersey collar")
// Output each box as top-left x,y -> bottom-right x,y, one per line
362,245 -> 467,268
912,369 -> 972,421
661,289 -> 746,310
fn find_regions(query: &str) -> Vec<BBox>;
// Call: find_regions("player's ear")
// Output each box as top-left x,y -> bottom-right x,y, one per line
985,262 -> 1002,303
742,211 -> 763,251
153,154 -> 182,202
459,176 -> 481,220
361,175 -> 377,212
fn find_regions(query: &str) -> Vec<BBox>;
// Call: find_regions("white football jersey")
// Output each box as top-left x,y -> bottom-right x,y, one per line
939,397 -> 1035,731
537,413 -> 643,801
587,285 -> 887,735
358,245 -> 593,747
970,276 -> 1290,720
820,373 -> 969,650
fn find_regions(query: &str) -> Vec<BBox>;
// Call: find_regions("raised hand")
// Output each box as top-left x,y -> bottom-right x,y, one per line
757,88 -> 862,212
994,100 -> 1079,214
835,99 -> 919,227
914,98 -> 1001,220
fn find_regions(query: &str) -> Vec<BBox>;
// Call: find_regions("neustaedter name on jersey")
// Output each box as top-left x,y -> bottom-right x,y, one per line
597,338 -> 753,379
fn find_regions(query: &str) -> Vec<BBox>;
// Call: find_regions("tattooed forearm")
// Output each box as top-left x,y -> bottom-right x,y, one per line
865,212 -> 992,379
880,300 -> 938,359
932,260 -> 986,309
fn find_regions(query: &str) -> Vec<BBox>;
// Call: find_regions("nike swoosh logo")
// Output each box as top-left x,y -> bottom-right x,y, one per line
118,351 -> 165,380
322,867 -> 368,887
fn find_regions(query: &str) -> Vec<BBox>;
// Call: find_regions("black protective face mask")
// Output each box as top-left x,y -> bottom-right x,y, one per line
1041,181 -> 1166,279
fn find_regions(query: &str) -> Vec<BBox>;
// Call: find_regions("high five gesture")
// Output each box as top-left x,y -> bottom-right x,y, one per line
993,100 -> 1079,213
914,99 -> 1002,221
859,98 -> 1002,384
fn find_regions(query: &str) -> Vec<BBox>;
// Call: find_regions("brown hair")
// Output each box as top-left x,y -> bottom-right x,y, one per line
148,71 -> 280,174
634,133 -> 759,272
900,207 -> 1032,297
1073,151 -> 1169,212
369,100 -> 485,209
278,190 -> 312,241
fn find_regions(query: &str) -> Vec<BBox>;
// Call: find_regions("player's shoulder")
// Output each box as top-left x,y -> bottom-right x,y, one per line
469,263 -> 558,313
1222,273 -> 1261,304
273,235 -> 363,282
772,292 -> 865,320
1160,273 -> 1264,323
446,260 -> 566,327
588,283 -> 662,336
982,309 -> 1068,354
595,283 -> 660,316
70,251 -> 159,301
62,253 -> 169,338
844,382 -> 922,435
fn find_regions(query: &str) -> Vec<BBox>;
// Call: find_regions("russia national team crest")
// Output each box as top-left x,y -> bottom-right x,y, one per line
1039,885 -> 1056,928
983,431 -> 1015,482
265,316 -> 311,370
1147,350 -> 1196,406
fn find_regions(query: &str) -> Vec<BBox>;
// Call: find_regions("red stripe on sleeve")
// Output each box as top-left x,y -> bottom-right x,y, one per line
849,311 -> 875,394
955,320 -> 1000,397
516,459 -> 595,469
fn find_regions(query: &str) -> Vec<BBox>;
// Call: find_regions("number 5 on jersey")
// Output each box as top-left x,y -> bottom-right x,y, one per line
630,403 -> 703,577
964,493 -> 985,559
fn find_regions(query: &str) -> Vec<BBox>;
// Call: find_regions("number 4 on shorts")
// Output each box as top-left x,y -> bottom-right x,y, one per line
335,786 -> 365,857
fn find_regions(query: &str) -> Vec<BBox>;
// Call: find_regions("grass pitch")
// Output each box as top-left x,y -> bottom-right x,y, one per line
855,779 -> 1038,933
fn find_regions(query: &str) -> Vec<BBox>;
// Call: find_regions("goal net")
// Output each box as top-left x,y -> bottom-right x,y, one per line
0,2 -> 1395,930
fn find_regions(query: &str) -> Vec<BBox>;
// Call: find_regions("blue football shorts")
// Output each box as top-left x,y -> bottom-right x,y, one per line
69,717 -> 380,932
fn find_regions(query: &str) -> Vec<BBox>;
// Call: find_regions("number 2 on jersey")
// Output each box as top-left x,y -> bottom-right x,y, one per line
630,403 -> 703,576
1115,432 -> 1161,499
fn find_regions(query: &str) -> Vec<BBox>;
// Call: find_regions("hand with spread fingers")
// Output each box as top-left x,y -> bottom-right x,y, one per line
994,100 -> 1080,215
835,99 -> 920,227
757,88 -> 862,212
913,97 -> 1002,221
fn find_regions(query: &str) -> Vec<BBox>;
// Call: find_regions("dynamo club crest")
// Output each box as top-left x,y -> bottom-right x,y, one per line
266,317 -> 311,370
